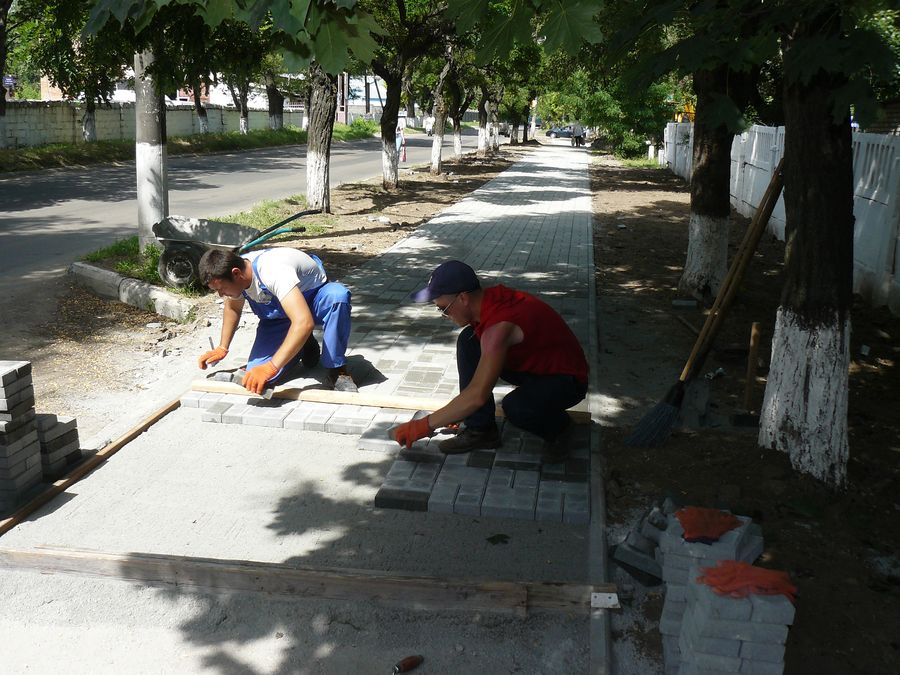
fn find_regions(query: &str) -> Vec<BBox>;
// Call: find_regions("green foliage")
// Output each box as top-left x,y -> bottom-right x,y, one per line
217,194 -> 333,238
83,236 -> 161,284
334,118 -> 379,140
84,236 -> 140,263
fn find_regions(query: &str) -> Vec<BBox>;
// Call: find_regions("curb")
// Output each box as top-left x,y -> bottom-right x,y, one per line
68,262 -> 198,322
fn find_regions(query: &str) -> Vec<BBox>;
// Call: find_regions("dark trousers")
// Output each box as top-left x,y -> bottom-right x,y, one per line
456,326 -> 587,441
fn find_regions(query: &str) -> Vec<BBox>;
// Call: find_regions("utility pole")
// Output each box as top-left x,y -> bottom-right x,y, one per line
134,49 -> 168,252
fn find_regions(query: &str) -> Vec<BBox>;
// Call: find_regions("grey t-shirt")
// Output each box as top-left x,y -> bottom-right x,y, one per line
242,249 -> 327,303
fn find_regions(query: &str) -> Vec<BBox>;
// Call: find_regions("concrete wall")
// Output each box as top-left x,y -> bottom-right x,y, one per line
660,122 -> 900,316
1,101 -> 306,149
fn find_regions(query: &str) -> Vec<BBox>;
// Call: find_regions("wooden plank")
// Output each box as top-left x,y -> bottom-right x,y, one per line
0,398 -> 181,538
191,379 -> 593,424
0,546 -> 615,615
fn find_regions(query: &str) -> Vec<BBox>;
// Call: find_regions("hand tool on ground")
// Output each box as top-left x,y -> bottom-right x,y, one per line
625,158 -> 785,447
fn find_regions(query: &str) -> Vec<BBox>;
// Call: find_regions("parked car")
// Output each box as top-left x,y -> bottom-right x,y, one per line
545,125 -> 573,139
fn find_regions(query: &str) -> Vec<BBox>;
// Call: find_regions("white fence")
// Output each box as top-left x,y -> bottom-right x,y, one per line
661,122 -> 900,315
1,100 -> 306,149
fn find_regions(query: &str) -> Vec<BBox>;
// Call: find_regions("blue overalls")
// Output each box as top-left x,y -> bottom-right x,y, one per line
243,253 -> 352,381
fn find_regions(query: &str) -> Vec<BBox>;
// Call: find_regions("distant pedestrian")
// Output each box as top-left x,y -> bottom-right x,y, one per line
572,120 -> 584,147
424,115 -> 435,136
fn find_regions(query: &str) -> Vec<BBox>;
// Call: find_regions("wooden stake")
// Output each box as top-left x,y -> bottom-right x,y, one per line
744,322 -> 761,412
0,546 -> 617,616
191,379 -> 593,424
0,398 -> 181,538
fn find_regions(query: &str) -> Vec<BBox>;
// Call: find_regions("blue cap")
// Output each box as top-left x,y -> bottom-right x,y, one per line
410,260 -> 480,302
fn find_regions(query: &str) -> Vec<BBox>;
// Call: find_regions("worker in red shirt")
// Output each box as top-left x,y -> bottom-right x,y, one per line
393,260 -> 588,462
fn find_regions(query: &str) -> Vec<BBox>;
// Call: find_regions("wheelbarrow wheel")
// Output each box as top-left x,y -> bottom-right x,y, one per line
158,245 -> 201,288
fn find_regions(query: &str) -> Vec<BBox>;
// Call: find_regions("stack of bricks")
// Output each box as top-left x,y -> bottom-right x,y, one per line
0,361 -> 41,513
659,510 -> 764,673
677,567 -> 794,674
35,414 -> 82,479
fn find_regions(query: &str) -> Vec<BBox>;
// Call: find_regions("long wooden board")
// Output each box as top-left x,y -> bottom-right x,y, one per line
0,546 -> 616,616
191,379 -> 593,424
0,398 -> 181,537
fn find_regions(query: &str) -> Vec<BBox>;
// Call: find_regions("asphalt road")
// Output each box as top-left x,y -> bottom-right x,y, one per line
0,130 -> 480,283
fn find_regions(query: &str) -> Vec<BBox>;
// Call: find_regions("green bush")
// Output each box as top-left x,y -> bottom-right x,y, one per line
616,131 -> 649,159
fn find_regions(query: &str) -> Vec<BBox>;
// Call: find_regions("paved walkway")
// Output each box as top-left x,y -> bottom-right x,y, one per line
188,143 -> 598,526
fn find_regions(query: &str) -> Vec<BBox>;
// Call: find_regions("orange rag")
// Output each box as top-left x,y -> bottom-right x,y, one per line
675,506 -> 741,542
698,560 -> 797,603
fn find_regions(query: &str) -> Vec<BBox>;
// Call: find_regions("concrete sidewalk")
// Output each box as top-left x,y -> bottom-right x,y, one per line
0,144 -> 608,674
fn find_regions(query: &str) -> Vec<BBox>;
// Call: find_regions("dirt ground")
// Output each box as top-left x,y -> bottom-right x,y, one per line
8,143 -> 898,672
591,157 -> 900,673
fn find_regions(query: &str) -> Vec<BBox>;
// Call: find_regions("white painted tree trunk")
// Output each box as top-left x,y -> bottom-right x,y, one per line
759,307 -> 850,488
477,124 -> 488,157
198,113 -> 209,134
269,113 -> 283,130
239,116 -> 249,134
679,213 -> 729,300
453,123 -> 463,159
82,110 -> 97,142
306,147 -> 329,212
431,112 -> 447,174
134,50 -> 168,253
382,137 -> 399,189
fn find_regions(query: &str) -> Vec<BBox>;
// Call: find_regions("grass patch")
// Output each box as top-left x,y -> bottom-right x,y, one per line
332,118 -> 379,141
217,194 -> 334,240
82,236 -> 202,296
617,156 -> 662,169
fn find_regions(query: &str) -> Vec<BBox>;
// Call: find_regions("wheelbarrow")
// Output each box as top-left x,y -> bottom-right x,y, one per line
151,210 -> 317,288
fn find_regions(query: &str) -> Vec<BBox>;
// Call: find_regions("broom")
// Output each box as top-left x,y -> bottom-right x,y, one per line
625,158 -> 785,447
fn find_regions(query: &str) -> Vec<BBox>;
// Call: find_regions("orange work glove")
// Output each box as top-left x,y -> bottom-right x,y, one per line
198,346 -> 228,370
393,416 -> 433,448
242,361 -> 279,394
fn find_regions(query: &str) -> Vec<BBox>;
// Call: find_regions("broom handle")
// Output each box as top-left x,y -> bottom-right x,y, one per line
679,158 -> 785,382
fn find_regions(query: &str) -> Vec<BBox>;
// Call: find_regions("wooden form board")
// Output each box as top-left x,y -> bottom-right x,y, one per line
0,546 -> 616,616
191,380 -> 593,424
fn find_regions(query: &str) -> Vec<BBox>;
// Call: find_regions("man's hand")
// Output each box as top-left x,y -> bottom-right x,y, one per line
242,361 -> 278,394
393,416 -> 432,448
198,346 -> 228,370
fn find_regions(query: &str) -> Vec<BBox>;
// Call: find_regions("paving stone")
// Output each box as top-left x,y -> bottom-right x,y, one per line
679,611 -> 742,657
682,651 -> 742,673
0,445 -> 41,479
739,640 -> 786,664
198,393 -> 225,410
0,429 -> 40,458
242,401 -> 293,428
749,593 -> 795,625
0,396 -> 36,422
40,429 -> 79,453
427,482 -> 459,513
398,445 -> 445,464
738,535 -> 764,564
481,485 -> 537,520
453,483 -> 485,515
662,565 -> 690,584
0,435 -> 41,469
0,386 -> 35,411
563,492 -> 590,524
374,486 -> 430,511
0,361 -> 31,387
487,468 -> 514,488
686,605 -> 789,644
283,404 -> 317,431
42,439 -> 80,464
0,460 -> 42,491
666,582 -> 688,602
302,403 -> 341,431
202,401 -> 232,423
535,486 -> 564,523
0,373 -> 33,397
0,409 -> 36,437
179,391 -> 205,408
35,415 -> 77,442
385,460 -> 418,482
222,404 -> 255,425
666,552 -> 719,571
614,542 -> 662,577
739,659 -> 784,675
466,449 -> 496,469
689,577 -> 753,621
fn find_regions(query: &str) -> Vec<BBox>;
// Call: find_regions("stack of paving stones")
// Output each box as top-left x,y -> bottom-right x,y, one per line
612,499 -> 676,581
677,567 -> 794,675
35,414 -> 82,479
0,361 -> 41,513
658,509 -> 765,674
183,391 -> 591,524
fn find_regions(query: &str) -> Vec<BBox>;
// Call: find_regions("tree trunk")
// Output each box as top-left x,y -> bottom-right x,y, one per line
403,72 -> 416,121
0,0 -> 10,149
374,64 -> 402,190
430,61 -> 451,175
306,62 -> 337,213
134,49 -> 168,253
452,117 -> 463,159
82,98 -> 97,142
228,83 -> 249,134
192,84 -> 208,134
759,14 -> 854,489
476,90 -> 488,158
510,124 -> 519,145
679,67 -> 732,303
265,72 -> 284,131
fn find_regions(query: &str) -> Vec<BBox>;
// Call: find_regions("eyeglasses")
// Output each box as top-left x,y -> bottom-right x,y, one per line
435,293 -> 461,317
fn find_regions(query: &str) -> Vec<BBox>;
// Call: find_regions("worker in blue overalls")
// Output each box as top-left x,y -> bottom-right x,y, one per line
196,247 -> 357,393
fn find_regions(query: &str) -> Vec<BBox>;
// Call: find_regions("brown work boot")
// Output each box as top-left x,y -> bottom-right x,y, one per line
438,425 -> 501,455
327,366 -> 358,393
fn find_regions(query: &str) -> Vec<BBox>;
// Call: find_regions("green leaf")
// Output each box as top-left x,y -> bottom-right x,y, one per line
341,13 -> 382,64
313,19 -> 350,74
475,0 -> 536,63
200,0 -> 234,27
333,0 -> 357,10
540,0 -> 603,55
270,0 -> 306,35
282,41 -> 313,71
447,0 -> 489,33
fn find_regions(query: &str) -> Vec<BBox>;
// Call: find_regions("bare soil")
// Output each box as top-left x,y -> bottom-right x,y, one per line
591,156 -> 900,673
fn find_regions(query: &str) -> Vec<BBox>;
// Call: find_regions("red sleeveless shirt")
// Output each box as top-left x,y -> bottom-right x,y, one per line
473,285 -> 589,384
